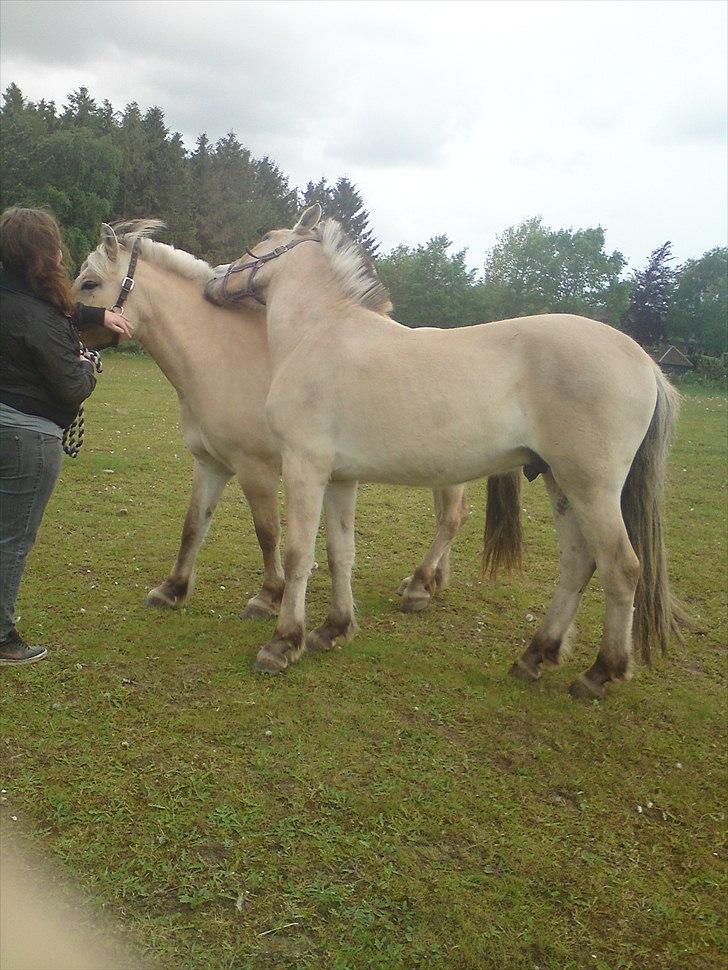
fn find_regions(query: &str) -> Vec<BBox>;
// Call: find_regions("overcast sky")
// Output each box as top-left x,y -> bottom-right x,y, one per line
1,0 -> 726,270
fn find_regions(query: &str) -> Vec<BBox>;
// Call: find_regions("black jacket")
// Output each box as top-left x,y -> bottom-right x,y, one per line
0,269 -> 104,428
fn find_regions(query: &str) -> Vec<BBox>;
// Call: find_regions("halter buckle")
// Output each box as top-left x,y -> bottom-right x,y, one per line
121,276 -> 135,293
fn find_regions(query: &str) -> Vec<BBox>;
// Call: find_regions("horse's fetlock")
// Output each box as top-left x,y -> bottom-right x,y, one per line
146,576 -> 189,608
262,580 -> 285,605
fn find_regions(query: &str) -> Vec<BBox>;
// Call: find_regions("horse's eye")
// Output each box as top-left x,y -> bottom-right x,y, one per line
81,280 -> 99,291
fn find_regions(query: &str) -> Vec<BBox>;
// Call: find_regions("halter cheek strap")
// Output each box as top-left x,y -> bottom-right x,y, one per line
112,236 -> 141,314
98,235 -> 142,349
220,235 -> 321,306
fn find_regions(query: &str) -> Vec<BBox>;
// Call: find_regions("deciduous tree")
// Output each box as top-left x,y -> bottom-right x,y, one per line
668,247 -> 727,355
483,217 -> 628,324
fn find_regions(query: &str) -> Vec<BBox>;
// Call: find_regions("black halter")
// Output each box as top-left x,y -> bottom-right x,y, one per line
220,235 -> 321,306
93,236 -> 141,349
89,236 -> 142,350
112,236 -> 141,313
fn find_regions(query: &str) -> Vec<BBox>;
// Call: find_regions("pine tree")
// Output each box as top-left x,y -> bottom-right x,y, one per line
303,177 -> 379,257
328,177 -> 379,257
2,82 -> 25,115
112,102 -> 152,219
140,106 -> 193,233
99,100 -> 118,135
621,242 -> 676,346
253,156 -> 298,224
302,177 -> 332,210
60,87 -> 102,129
34,99 -> 58,132
0,84 -> 51,210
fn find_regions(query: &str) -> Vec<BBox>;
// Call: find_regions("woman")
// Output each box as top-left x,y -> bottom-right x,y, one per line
0,206 -> 132,666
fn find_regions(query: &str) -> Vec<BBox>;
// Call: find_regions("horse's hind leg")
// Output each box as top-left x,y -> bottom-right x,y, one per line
511,472 -> 595,682
398,485 -> 469,612
146,455 -> 232,608
566,493 -> 640,700
306,481 -> 358,653
238,461 -> 286,620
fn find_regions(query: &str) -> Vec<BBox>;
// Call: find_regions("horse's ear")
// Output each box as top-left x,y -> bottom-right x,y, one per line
293,204 -> 322,234
100,223 -> 119,261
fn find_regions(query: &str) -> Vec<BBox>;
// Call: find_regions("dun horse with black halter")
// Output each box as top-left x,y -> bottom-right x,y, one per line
61,249 -> 139,457
73,221 -> 469,619
205,204 -> 691,699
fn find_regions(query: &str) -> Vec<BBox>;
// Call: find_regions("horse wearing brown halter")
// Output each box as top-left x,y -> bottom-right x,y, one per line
205,205 -> 690,699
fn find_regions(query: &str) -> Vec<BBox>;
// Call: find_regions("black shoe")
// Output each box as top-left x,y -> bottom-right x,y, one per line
0,631 -> 48,666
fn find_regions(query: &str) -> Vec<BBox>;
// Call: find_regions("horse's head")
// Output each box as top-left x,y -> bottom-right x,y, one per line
72,221 -> 166,342
204,205 -> 323,308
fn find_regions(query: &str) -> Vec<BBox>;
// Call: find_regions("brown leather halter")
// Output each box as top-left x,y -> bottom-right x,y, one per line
219,235 -> 321,305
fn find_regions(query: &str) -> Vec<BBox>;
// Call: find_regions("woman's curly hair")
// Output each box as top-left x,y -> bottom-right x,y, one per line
0,206 -> 75,316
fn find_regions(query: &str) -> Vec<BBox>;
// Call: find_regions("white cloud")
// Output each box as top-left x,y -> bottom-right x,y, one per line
1,0 -> 725,269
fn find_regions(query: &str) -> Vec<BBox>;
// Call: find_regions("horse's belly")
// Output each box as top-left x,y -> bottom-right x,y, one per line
331,440 -> 529,486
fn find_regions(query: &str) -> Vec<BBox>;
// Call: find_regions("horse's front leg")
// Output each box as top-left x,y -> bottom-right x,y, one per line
145,455 -> 232,608
238,461 -> 285,620
398,485 -> 469,612
254,454 -> 327,673
306,481 -> 358,653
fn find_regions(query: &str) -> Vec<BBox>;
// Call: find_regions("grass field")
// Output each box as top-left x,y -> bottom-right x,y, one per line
1,355 -> 726,969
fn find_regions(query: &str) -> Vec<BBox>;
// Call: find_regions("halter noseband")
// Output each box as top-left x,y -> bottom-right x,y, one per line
220,235 -> 321,306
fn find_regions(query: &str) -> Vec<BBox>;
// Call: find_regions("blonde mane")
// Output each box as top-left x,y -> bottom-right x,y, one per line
320,219 -> 392,316
85,220 -> 213,284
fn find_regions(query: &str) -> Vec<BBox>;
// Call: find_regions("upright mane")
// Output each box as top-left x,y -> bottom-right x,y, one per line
85,219 -> 213,284
320,219 -> 393,316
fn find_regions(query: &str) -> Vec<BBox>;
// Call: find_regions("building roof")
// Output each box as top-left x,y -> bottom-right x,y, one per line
657,345 -> 693,368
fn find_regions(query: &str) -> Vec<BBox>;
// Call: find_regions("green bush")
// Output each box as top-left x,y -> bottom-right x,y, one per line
672,354 -> 727,393
694,354 -> 727,381
107,340 -> 146,356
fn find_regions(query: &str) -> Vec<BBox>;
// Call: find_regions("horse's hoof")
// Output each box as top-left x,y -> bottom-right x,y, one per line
306,629 -> 334,653
396,576 -> 413,596
144,592 -> 177,610
241,598 -> 276,621
568,676 -> 605,701
401,594 -> 430,613
254,649 -> 288,674
509,659 -> 541,682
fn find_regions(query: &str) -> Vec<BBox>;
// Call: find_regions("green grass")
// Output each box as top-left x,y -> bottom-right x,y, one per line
2,355 -> 726,969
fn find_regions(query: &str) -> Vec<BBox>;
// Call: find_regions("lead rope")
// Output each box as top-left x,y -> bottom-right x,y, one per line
62,343 -> 103,458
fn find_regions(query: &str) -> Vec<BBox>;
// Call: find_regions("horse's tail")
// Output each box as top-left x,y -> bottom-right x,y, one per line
622,366 -> 694,663
483,472 -> 523,578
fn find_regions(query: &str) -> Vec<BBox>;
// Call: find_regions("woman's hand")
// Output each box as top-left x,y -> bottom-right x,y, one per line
103,309 -> 134,339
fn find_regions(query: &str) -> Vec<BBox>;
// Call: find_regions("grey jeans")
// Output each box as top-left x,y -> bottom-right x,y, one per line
0,426 -> 62,640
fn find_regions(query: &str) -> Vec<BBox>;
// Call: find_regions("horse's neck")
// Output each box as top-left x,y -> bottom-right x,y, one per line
133,264 -> 215,390
266,259 -> 342,363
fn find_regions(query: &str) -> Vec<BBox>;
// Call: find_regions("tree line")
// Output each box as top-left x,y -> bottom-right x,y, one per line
1,84 -> 725,355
